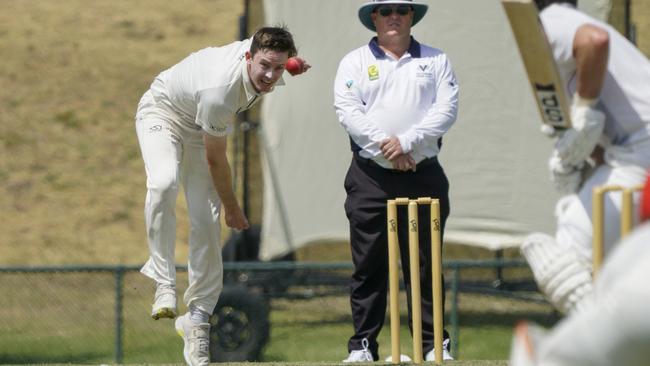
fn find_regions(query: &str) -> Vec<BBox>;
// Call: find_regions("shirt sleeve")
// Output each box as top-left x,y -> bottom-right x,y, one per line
333,53 -> 389,156
398,54 -> 459,153
540,7 -> 583,73
195,87 -> 234,137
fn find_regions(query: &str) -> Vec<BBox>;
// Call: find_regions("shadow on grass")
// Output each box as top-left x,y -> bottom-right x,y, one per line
272,311 -> 559,329
0,352 -> 108,364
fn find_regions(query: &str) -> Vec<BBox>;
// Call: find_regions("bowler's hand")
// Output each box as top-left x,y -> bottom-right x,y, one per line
286,57 -> 311,76
380,136 -> 404,161
224,204 -> 250,231
299,58 -> 312,74
392,154 -> 416,172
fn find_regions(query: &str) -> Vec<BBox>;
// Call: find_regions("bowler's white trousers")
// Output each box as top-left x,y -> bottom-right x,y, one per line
135,91 -> 223,314
556,133 -> 650,265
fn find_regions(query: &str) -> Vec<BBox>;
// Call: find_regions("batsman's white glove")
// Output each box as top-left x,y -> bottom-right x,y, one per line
554,95 -> 605,167
540,124 -> 560,138
549,154 -> 583,194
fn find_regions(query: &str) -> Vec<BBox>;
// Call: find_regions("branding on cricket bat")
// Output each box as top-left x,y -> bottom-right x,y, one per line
534,83 -> 568,128
502,0 -> 572,129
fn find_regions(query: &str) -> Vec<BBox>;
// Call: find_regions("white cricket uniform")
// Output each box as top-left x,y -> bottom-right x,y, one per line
517,223 -> 650,366
541,4 -> 650,263
135,39 -> 274,314
333,37 -> 459,168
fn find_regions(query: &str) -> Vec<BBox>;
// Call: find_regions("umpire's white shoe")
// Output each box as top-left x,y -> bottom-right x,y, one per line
151,284 -> 177,320
342,349 -> 373,363
175,313 -> 210,366
342,338 -> 374,363
384,354 -> 412,362
425,338 -> 454,361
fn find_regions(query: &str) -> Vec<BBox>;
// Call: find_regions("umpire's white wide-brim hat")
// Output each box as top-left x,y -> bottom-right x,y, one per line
358,0 -> 428,32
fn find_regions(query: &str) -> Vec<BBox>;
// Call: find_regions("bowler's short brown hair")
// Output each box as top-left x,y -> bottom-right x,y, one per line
250,26 -> 297,58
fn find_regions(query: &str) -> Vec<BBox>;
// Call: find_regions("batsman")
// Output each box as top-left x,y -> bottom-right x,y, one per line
519,0 -> 650,315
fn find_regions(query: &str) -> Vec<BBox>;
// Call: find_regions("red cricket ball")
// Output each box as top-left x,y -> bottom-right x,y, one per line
285,57 -> 304,76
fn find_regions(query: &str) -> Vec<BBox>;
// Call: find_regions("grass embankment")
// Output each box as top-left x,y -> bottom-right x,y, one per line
0,0 -> 244,265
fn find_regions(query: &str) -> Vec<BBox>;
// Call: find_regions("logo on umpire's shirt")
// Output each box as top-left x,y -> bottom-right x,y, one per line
346,80 -> 353,89
368,65 -> 379,81
416,63 -> 433,78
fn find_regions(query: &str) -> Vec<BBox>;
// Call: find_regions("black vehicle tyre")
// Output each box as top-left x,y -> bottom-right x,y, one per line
221,224 -> 295,294
209,285 -> 270,362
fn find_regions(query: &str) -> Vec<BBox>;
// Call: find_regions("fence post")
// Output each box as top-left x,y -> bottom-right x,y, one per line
114,267 -> 124,364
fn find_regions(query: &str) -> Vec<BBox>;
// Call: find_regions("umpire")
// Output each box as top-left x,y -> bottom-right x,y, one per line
333,0 -> 459,362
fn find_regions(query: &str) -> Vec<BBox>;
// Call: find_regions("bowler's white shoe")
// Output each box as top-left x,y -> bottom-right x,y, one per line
151,284 -> 177,320
425,338 -> 454,361
342,338 -> 373,363
175,313 -> 210,366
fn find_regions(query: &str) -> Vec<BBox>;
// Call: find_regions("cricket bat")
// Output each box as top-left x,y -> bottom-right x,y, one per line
502,0 -> 572,129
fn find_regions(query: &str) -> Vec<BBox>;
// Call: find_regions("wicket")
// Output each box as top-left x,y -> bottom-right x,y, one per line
387,197 -> 444,364
592,184 -> 644,276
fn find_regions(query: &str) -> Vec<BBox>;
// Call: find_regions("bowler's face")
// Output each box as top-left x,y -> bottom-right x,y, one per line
246,49 -> 289,94
372,5 -> 413,36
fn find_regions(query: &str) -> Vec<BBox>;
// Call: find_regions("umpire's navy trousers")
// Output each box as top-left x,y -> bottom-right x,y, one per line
345,153 -> 450,360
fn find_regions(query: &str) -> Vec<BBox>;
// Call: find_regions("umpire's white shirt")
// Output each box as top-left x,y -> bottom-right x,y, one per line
149,38 -> 282,136
334,37 -> 459,168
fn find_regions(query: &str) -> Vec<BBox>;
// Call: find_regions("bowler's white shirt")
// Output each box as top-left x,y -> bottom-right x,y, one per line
334,37 -> 459,168
541,4 -> 650,146
149,39 -> 283,136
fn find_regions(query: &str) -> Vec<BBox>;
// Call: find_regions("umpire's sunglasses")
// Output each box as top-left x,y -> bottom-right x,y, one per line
375,5 -> 412,17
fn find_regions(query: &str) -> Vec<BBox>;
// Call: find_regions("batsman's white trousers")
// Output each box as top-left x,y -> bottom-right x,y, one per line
135,91 -> 223,314
556,133 -> 650,265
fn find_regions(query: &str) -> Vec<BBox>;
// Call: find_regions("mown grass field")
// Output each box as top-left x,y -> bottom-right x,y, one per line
0,0 -> 647,365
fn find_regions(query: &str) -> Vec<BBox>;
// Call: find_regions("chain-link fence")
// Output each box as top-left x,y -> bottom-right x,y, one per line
0,260 -> 555,364
0,266 -> 187,364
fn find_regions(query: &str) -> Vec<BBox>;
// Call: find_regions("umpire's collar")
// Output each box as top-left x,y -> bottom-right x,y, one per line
368,36 -> 421,59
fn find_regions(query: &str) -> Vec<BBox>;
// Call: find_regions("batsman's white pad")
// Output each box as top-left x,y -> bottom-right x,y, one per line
521,233 -> 594,314
530,224 -> 650,366
554,100 -> 605,167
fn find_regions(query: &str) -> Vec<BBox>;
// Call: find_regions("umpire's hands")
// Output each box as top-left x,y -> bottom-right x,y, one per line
380,136 -> 403,161
392,154 -> 416,172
